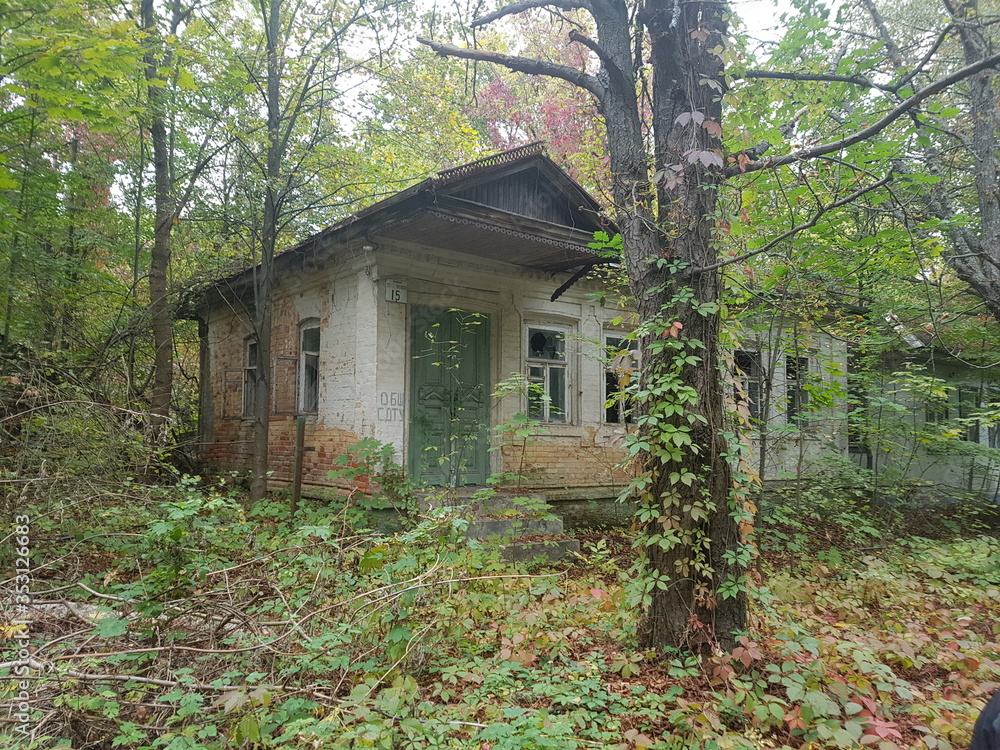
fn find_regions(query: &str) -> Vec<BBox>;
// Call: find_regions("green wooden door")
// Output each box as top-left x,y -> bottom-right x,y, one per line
409,306 -> 490,486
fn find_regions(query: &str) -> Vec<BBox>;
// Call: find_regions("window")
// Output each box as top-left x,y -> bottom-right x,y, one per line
243,338 -> 258,417
605,335 -> 637,424
299,322 -> 320,413
925,395 -> 949,426
785,354 -> 809,424
957,386 -> 981,443
526,326 -> 567,423
734,350 -> 763,422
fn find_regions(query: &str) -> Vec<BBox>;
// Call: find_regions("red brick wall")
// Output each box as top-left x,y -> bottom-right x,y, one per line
498,428 -> 634,499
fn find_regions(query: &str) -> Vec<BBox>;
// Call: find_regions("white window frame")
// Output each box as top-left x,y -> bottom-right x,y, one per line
299,320 -> 320,414
525,325 -> 570,423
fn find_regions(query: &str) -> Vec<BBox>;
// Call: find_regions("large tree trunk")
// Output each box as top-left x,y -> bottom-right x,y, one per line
142,0 -> 175,440
627,0 -> 746,650
249,0 -> 282,502
935,0 -> 1000,319
586,0 -> 746,650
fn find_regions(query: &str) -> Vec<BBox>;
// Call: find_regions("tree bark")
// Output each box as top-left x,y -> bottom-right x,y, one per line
142,0 -> 175,441
249,0 -> 282,502
634,0 -> 746,649
936,0 -> 1000,319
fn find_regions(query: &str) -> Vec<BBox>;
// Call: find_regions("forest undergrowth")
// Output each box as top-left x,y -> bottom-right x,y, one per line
1,462 -> 997,750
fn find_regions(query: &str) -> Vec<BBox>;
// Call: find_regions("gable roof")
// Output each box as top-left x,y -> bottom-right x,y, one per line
191,144 -> 616,313
293,142 -> 612,273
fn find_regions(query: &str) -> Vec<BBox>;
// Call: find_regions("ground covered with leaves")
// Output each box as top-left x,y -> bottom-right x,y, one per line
2,476 -> 998,750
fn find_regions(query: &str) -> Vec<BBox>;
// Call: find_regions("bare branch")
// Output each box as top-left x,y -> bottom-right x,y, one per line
416,37 -> 607,103
743,69 -> 896,93
1,658 -> 345,704
693,173 -> 894,274
733,51 -> 1000,176
470,0 -> 591,28
894,23 -> 954,93
857,0 -> 903,66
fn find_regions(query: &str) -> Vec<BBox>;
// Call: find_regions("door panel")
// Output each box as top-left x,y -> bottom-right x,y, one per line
409,306 -> 490,486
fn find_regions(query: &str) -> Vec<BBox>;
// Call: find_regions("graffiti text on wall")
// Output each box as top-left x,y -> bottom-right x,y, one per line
378,391 -> 404,422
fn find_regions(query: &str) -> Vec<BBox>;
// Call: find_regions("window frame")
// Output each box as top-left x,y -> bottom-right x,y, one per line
785,354 -> 810,425
957,386 -> 981,444
298,320 -> 320,414
243,337 -> 258,418
733,349 -> 763,423
525,325 -> 570,424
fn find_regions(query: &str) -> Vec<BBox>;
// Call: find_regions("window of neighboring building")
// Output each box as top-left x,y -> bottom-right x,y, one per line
925,394 -> 949,426
243,338 -> 258,417
957,386 -> 981,443
605,335 -> 637,424
786,354 -> 809,424
299,322 -> 320,413
526,326 -> 567,423
734,350 -> 763,422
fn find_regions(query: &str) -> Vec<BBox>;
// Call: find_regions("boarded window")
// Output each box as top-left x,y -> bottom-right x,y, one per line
273,356 -> 299,415
223,369 -> 244,419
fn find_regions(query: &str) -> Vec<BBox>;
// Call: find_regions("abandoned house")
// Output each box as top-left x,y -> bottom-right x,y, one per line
195,144 -> 644,499
194,144 -> 998,503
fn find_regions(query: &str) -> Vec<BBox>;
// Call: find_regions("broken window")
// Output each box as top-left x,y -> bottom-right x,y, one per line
526,326 -> 567,423
299,321 -> 320,413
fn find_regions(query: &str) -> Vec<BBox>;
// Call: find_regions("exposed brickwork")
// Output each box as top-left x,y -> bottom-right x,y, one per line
498,428 -> 634,496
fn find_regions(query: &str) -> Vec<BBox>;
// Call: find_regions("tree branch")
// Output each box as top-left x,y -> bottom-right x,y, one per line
732,51 -> 1000,176
416,37 -> 607,103
692,173 -> 894,274
857,0 -> 903,66
568,28 -> 629,90
894,23 -> 954,93
742,69 -> 896,93
470,0 -> 592,28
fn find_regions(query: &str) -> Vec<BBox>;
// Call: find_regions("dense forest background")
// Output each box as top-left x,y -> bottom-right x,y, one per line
1,0 -> 999,747
6,0 -> 1000,455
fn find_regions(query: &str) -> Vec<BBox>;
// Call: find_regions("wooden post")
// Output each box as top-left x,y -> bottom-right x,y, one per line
291,415 -> 306,515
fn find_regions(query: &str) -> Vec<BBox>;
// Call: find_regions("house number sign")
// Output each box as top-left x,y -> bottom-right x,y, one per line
385,279 -> 407,303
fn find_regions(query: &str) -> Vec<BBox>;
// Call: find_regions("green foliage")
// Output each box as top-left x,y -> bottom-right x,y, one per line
327,437 -> 417,516
3,454 -> 998,749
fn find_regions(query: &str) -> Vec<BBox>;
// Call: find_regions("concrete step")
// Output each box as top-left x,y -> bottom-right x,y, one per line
501,538 -> 581,563
411,487 -> 578,564
465,516 -> 564,539
415,487 -> 550,514
467,492 -> 550,514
